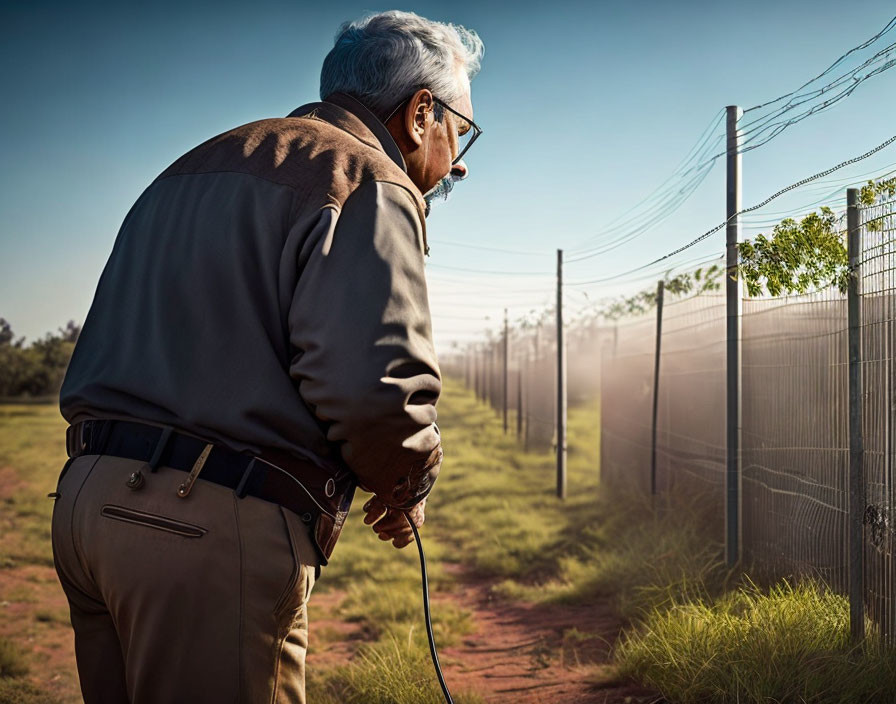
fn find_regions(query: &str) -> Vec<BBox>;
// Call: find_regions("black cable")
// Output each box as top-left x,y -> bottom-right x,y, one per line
744,15 -> 896,114
406,513 -> 454,704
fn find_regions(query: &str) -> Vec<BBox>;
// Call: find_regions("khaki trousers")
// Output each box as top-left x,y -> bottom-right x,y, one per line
51,453 -> 319,704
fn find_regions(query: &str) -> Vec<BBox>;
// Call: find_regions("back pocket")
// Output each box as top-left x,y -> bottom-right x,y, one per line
101,505 -> 207,538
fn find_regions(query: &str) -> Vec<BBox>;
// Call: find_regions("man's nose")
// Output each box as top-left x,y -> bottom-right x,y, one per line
451,160 -> 468,180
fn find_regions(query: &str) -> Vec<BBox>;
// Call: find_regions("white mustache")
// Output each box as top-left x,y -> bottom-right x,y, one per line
424,172 -> 463,204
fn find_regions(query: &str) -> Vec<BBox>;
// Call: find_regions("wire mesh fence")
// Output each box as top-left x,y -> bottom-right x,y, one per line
860,195 -> 896,642
740,290 -> 849,593
444,193 -> 896,646
654,293 -> 727,532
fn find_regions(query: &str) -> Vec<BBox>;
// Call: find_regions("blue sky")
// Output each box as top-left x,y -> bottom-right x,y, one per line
2,0 -> 895,353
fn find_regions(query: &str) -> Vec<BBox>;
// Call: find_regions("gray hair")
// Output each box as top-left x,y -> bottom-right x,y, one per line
320,11 -> 484,120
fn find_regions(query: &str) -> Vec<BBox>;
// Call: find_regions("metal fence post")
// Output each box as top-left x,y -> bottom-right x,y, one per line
483,346 -> 489,403
847,187 -> 866,644
489,341 -> 495,409
651,280 -> 665,495
726,105 -> 743,567
557,249 -> 567,499
524,348 -> 531,453
473,348 -> 480,400
503,309 -> 509,433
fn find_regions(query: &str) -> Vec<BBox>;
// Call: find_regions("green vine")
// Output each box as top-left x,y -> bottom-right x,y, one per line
737,177 -> 896,297
737,206 -> 847,296
859,176 -> 896,231
603,265 -> 723,320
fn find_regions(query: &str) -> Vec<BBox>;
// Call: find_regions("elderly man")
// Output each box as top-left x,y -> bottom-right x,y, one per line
50,10 -> 483,703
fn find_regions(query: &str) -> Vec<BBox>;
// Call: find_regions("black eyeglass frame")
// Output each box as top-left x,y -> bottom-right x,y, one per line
431,97 -> 482,165
384,93 -> 482,165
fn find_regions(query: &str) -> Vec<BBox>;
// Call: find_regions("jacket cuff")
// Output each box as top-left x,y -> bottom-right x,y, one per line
387,443 -> 442,510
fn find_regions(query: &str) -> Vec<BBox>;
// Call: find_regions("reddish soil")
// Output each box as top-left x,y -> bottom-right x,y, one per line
306,588 -> 365,670
438,567 -> 660,703
307,563 -> 662,704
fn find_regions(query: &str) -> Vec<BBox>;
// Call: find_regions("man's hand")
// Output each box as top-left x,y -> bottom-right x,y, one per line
362,496 -> 425,549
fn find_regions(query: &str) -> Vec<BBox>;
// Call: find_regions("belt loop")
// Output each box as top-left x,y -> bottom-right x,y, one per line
147,426 -> 174,473
65,425 -> 76,458
234,458 -> 258,499
177,443 -> 214,498
74,421 -> 92,456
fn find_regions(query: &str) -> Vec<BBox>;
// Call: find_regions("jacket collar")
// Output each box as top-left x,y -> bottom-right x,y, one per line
287,92 -> 407,173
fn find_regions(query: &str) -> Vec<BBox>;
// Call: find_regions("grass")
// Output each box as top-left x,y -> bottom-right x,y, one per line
3,383 -> 896,703
0,405 -> 67,570
617,580 -> 896,704
490,485 -> 729,619
0,404 -> 68,704
0,636 -> 59,704
0,637 -> 29,678
337,581 -> 474,645
307,634 -> 484,704
0,679 -> 61,704
429,381 -> 602,582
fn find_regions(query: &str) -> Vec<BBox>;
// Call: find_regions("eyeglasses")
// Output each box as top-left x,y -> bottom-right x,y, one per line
384,93 -> 482,165
431,97 -> 482,165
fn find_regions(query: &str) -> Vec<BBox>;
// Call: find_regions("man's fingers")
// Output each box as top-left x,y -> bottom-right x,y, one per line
362,510 -> 383,526
372,510 -> 410,535
377,526 -> 411,540
362,496 -> 425,549
362,496 -> 388,525
391,534 -> 414,549
377,525 -> 414,548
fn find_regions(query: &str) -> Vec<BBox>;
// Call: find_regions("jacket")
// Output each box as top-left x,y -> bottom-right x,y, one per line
59,91 -> 443,511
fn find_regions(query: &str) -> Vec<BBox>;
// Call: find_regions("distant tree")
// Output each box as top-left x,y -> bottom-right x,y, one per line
0,318 -> 25,348
0,319 -> 28,396
58,320 -> 81,343
0,318 -> 80,398
0,318 -> 12,346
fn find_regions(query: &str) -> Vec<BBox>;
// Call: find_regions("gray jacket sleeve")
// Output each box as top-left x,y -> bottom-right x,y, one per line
287,179 -> 442,509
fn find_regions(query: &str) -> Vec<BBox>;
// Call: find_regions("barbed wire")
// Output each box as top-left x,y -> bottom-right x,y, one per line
562,14 -> 896,260
565,134 -> 896,286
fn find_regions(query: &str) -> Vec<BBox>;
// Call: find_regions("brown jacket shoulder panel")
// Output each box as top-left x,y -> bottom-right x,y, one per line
156,113 -> 425,226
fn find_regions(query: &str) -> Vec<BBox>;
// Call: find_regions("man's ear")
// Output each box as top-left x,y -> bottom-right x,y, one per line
405,89 -> 434,147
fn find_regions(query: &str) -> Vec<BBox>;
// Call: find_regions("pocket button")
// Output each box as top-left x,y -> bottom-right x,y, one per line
126,470 -> 145,490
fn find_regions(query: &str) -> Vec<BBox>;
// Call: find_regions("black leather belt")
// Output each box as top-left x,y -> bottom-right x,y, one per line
65,419 -> 356,564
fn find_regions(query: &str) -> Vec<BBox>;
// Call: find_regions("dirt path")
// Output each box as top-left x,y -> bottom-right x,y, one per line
438,566 -> 659,703
308,564 -> 661,704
